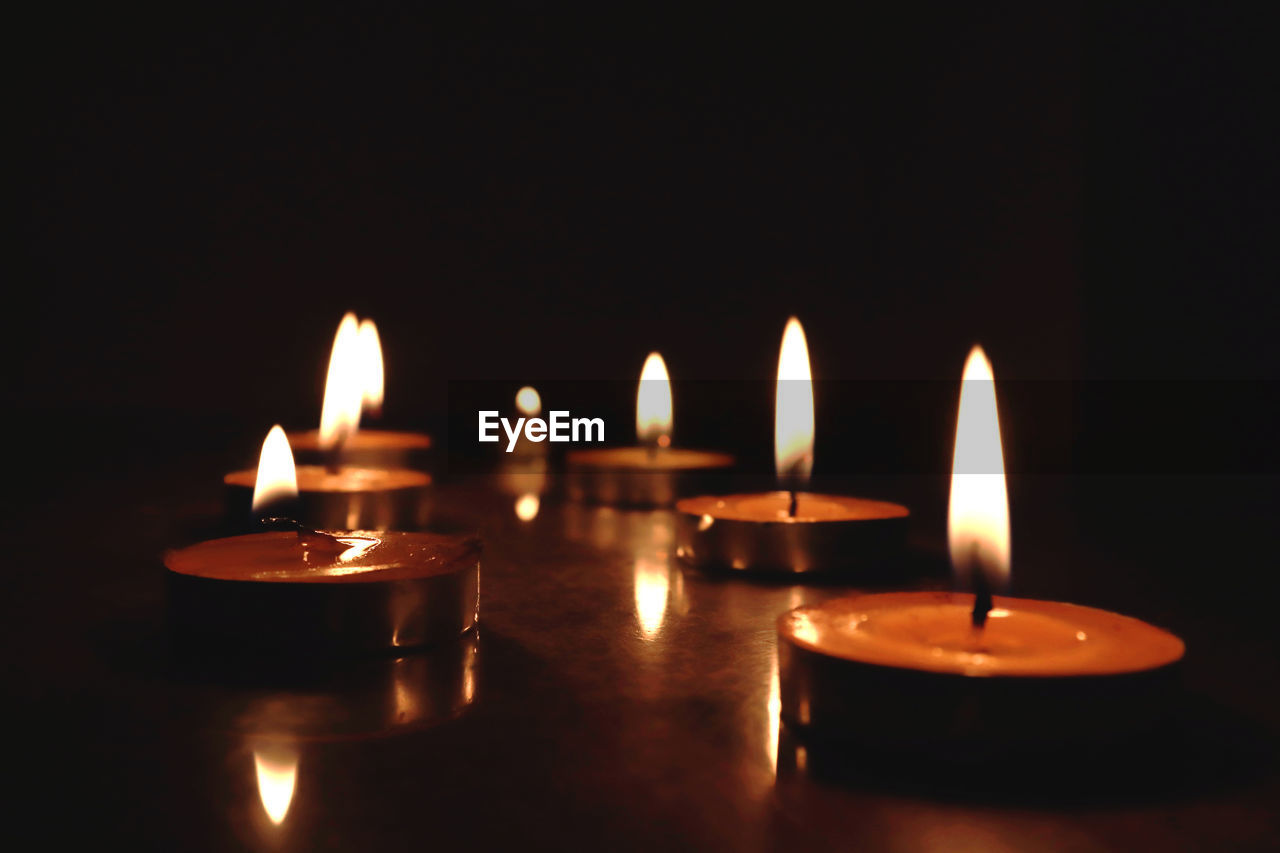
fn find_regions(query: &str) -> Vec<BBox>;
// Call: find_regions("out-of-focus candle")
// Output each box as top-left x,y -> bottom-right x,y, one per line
179,427 -> 478,652
566,352 -> 734,506
288,313 -> 432,470
226,426 -> 430,532
676,318 -> 908,575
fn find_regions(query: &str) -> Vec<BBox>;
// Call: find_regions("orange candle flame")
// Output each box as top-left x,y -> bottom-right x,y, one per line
948,345 -> 1011,591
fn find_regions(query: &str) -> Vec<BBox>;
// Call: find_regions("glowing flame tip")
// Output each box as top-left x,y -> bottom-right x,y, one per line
948,344 -> 1010,590
515,386 -> 542,417
774,317 -> 814,485
251,426 -> 298,513
636,352 -> 673,447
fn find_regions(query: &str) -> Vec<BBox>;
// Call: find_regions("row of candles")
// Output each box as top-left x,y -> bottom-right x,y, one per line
166,312 -> 1185,825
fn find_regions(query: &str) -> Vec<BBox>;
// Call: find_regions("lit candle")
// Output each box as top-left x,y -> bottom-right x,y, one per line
675,318 -> 909,574
225,426 -> 431,532
287,313 -> 432,470
175,427 -> 479,652
566,352 -> 735,506
775,345 -> 1185,753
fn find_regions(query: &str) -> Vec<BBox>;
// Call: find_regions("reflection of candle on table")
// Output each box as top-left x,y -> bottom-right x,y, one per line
226,427 -> 431,531
176,429 -> 478,652
776,346 -> 1185,752
502,385 -> 550,520
288,313 -> 432,470
566,352 -> 735,506
676,318 -> 908,574
254,743 -> 298,826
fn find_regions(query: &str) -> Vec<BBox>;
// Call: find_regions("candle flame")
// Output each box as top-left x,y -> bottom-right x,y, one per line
948,345 -> 1011,591
775,317 -> 814,485
515,386 -> 542,417
636,352 -> 673,448
251,426 -> 298,513
319,313 -> 384,450
634,555 -> 670,640
253,744 -> 298,826
319,313 -> 362,450
357,319 -> 384,416
514,492 -> 540,521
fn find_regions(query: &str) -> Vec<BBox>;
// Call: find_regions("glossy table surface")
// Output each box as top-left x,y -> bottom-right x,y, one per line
7,460 -> 1278,851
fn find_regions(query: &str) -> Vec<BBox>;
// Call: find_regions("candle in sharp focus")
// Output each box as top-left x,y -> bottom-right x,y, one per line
225,425 -> 431,532
176,427 -> 478,652
675,317 -> 909,575
775,345 -> 1185,754
566,352 -> 735,506
287,313 -> 432,470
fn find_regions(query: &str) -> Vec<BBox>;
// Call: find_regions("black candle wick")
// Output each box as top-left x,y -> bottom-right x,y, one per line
788,489 -> 798,518
258,516 -> 347,551
971,567 -> 993,629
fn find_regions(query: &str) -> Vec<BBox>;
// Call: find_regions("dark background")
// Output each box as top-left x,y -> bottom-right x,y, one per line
15,1 -> 1276,550
16,4 -> 1275,464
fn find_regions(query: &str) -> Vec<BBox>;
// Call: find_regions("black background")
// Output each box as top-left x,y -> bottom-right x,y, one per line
16,3 -> 1276,541
16,4 -> 1274,466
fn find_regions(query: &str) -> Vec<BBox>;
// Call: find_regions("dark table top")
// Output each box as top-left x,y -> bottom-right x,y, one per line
7,457 -> 1278,851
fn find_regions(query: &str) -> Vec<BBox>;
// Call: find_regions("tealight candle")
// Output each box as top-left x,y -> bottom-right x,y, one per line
566,352 -> 734,506
676,318 -> 908,574
225,427 -> 430,532
287,313 -> 432,470
776,346 -> 1186,754
175,429 -> 477,652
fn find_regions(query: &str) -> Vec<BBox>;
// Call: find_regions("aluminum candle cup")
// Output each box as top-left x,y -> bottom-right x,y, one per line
224,465 -> 431,532
565,447 -> 736,507
166,529 -> 480,653
675,492 -> 909,575
287,429 -> 432,471
777,592 -> 1186,757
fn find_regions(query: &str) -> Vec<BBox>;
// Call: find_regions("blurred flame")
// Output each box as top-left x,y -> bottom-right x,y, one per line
253,745 -> 298,826
251,426 -> 298,512
948,345 -> 1011,590
514,493 -> 540,521
515,386 -> 542,417
634,556 -> 670,640
319,313 -> 363,450
636,352 -> 673,448
356,319 -> 384,416
775,317 -> 814,484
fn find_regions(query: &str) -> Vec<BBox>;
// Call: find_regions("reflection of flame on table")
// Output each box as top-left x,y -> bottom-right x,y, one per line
233,634 -> 479,842
767,657 -> 781,775
231,631 -> 480,742
253,742 -> 299,826
634,556 -> 671,640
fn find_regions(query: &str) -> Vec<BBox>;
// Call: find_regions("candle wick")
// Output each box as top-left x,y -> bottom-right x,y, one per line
971,567 -> 993,629
788,489 -> 798,518
259,516 -> 347,552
